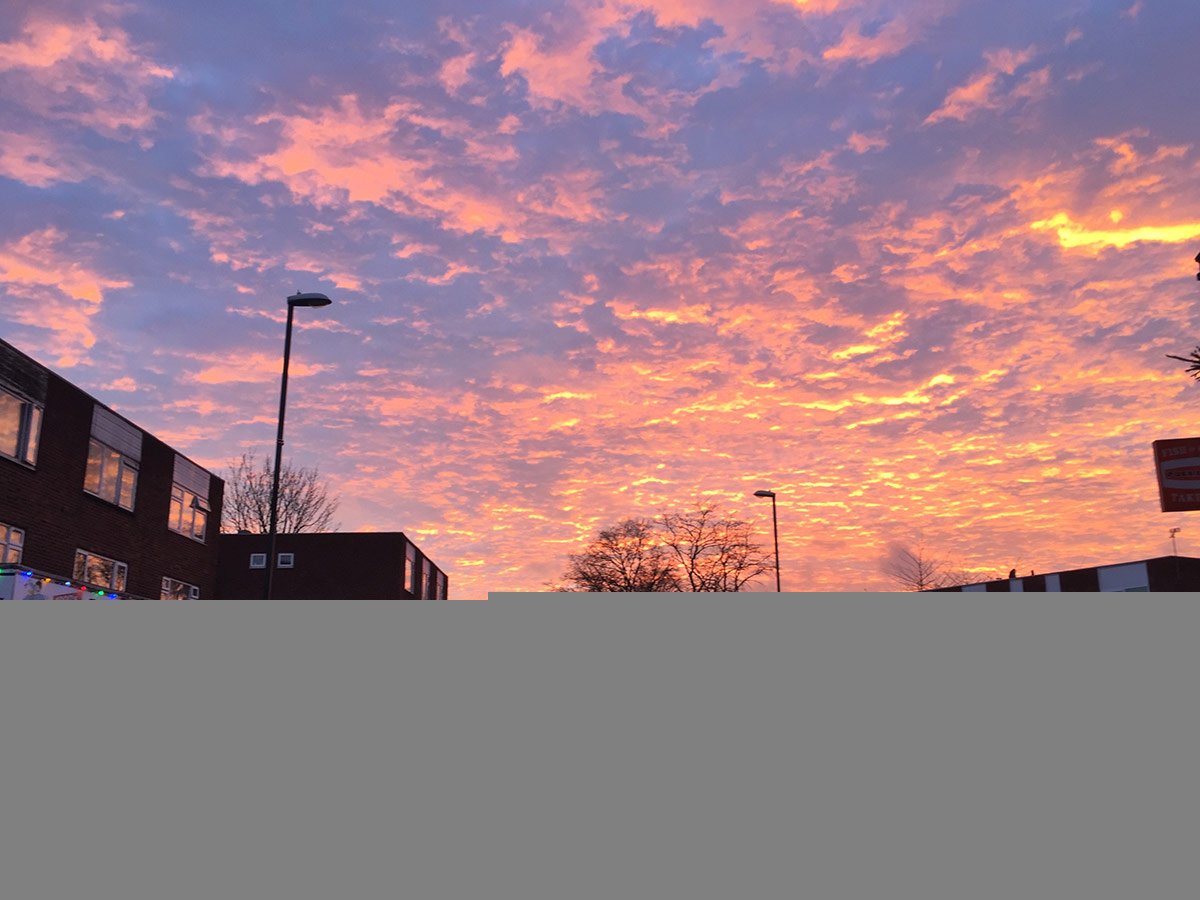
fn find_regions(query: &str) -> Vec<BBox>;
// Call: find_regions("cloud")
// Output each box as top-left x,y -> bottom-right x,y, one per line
0,127 -> 91,187
0,227 -> 131,365
3,0 -> 1197,597
1030,213 -> 1200,251
0,12 -> 173,138
925,46 -> 1039,124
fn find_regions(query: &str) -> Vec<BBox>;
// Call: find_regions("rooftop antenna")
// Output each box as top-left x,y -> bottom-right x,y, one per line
1169,527 -> 1181,556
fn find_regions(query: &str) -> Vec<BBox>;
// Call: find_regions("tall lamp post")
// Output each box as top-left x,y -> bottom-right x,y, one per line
265,292 -> 332,599
753,489 -> 781,592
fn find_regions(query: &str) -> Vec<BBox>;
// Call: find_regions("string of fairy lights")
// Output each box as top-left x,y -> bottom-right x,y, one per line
2,566 -> 135,600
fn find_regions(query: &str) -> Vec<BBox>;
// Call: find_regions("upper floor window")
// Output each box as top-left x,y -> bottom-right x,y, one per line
436,571 -> 447,600
1,522 -> 24,564
74,549 -> 128,592
161,577 -> 199,600
85,439 -> 139,510
422,558 -> 433,600
85,405 -> 142,511
169,454 -> 211,542
408,544 -> 419,596
169,484 -> 209,541
0,386 -> 42,466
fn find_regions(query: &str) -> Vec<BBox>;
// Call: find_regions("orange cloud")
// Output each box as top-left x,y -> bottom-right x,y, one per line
925,46 -> 1038,124
1030,213 -> 1200,251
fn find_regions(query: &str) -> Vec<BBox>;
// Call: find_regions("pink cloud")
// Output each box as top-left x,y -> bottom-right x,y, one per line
0,227 -> 131,365
0,128 -> 91,187
821,4 -> 952,66
0,13 -> 173,138
187,352 -> 333,385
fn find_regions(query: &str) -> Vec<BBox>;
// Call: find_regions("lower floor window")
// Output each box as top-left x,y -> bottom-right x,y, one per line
73,549 -> 128,592
1,522 -> 23,563
161,577 -> 199,600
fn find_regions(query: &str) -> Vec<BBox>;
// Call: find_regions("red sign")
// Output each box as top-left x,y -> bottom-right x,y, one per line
1153,437 -> 1200,512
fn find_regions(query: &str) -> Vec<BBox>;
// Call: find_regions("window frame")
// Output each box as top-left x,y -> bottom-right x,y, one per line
1,522 -> 24,564
249,553 -> 267,569
168,483 -> 209,542
161,576 -> 200,600
84,437 -> 139,511
73,548 -> 128,592
277,552 -> 295,569
0,386 -> 43,467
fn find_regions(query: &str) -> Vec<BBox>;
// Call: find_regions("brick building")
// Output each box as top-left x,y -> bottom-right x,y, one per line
1,338 -> 223,599
216,532 -> 448,599
929,556 -> 1200,592
2,338 -> 449,600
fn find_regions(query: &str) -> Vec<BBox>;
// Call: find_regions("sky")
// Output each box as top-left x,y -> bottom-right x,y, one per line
3,0 -> 1200,595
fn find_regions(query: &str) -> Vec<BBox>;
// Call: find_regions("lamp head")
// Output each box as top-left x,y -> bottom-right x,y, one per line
288,292 -> 333,308
753,490 -> 775,498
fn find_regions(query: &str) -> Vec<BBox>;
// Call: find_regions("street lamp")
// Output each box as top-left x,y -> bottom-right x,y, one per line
753,489 -> 781,592
265,291 -> 332,599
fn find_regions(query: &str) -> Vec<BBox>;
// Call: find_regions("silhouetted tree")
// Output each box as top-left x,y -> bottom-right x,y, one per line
1165,251 -> 1200,379
657,504 -> 773,592
221,452 -> 340,534
556,518 -> 679,592
1166,346 -> 1200,381
554,504 -> 772,592
881,542 -> 972,591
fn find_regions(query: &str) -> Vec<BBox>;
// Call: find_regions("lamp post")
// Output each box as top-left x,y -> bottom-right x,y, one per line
265,291 -> 332,599
753,489 -> 781,592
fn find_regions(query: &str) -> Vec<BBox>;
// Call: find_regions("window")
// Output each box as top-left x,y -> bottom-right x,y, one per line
169,484 -> 209,542
1,522 -> 24,563
73,549 -> 128,592
85,405 -> 142,510
161,577 -> 200,600
436,572 -> 447,600
85,439 -> 139,510
408,545 -> 420,595
422,558 -> 433,600
0,386 -> 42,466
278,553 -> 295,569
169,455 -> 212,542
249,553 -> 267,569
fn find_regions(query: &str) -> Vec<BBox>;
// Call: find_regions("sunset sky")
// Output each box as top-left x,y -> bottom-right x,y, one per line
4,0 -> 1200,594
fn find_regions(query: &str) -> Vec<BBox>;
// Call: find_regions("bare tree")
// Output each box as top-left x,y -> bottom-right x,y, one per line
882,543 -> 972,591
221,452 -> 340,534
554,504 -> 772,592
1165,252 -> 1200,379
657,504 -> 773,592
556,518 -> 680,592
1166,346 -> 1200,381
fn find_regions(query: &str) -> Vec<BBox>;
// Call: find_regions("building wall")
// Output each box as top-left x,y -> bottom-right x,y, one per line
215,532 -> 449,600
1,340 -> 223,598
932,557 -> 1200,592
